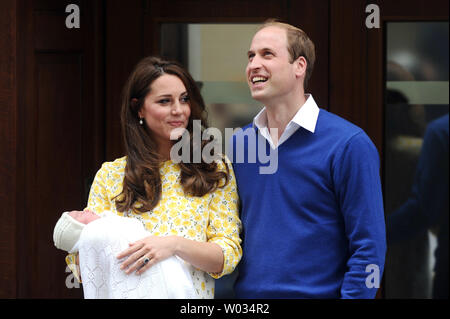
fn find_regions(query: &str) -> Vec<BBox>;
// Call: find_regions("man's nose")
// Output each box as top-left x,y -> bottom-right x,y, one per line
248,55 -> 262,70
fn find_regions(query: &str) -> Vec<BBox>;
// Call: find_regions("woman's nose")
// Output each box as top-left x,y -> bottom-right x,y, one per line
171,101 -> 182,114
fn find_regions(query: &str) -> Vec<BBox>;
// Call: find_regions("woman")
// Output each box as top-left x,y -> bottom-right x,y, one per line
54,56 -> 242,298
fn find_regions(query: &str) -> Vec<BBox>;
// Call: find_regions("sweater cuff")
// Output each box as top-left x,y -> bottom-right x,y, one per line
53,212 -> 85,252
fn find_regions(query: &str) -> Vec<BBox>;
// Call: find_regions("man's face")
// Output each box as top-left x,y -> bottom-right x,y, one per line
246,26 -> 297,104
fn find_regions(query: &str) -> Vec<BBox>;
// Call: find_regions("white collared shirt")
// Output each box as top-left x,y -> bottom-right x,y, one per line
253,94 -> 320,149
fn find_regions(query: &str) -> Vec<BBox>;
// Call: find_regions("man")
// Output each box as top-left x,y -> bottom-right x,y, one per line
231,20 -> 386,298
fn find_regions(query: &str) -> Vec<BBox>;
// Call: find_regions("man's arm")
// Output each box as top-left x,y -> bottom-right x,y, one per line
333,132 -> 387,299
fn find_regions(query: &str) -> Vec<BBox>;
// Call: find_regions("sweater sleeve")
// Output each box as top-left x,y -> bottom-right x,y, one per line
206,156 -> 243,279
333,132 -> 387,299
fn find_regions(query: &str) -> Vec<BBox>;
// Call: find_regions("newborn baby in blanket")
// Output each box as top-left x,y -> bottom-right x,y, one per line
53,210 -> 197,299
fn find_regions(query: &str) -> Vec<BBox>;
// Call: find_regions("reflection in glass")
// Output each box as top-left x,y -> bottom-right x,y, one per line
384,22 -> 449,299
387,22 -> 448,81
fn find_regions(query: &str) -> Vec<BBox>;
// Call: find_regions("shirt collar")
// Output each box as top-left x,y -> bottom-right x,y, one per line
253,94 -> 320,133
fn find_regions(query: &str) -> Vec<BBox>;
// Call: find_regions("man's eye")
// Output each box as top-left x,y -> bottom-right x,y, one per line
248,54 -> 255,60
263,51 -> 273,56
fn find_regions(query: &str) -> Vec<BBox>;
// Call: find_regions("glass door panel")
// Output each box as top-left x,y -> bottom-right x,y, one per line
384,22 -> 449,299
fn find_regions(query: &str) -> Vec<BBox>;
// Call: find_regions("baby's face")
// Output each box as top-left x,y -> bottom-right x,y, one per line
69,210 -> 100,224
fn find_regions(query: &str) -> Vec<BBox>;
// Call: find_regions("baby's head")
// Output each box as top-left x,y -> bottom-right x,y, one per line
69,210 -> 100,224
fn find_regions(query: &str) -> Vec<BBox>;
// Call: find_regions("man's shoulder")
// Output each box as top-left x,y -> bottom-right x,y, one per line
318,109 -> 363,136
318,109 -> 378,154
238,123 -> 255,131
231,123 -> 256,138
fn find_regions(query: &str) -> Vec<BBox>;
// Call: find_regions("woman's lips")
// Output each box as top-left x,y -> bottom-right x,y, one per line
168,121 -> 185,127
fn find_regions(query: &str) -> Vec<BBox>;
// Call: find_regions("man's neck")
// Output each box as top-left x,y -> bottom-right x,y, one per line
264,93 -> 307,144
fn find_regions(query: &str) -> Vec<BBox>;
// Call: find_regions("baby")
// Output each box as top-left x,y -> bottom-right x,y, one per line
53,210 -> 197,299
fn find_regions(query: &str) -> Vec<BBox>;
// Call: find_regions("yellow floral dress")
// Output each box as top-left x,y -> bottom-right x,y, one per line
66,156 -> 242,299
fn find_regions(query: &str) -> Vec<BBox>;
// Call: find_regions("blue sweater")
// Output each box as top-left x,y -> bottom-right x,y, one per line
231,109 -> 386,298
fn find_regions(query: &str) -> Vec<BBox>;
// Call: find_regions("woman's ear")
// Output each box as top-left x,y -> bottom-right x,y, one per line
131,98 -> 142,117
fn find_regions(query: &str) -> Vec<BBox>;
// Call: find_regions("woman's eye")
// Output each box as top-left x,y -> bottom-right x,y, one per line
158,99 -> 170,104
180,96 -> 190,103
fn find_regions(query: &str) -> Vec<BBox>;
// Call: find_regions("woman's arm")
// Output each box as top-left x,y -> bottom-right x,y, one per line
204,158 -> 242,278
173,237 -> 224,274
117,157 -> 241,277
116,235 -> 224,275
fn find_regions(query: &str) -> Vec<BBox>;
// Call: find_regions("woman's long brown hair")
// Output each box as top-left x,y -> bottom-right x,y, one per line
115,56 -> 229,214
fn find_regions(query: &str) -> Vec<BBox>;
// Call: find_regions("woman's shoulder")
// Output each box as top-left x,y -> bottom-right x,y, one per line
98,156 -> 127,174
213,155 -> 236,185
214,154 -> 233,172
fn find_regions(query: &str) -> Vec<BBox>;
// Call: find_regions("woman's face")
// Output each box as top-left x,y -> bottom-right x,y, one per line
139,74 -> 191,153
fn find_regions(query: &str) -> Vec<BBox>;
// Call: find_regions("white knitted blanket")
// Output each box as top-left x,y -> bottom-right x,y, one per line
73,214 -> 197,299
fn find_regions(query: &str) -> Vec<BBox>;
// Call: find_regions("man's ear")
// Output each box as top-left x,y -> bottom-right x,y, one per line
294,56 -> 307,79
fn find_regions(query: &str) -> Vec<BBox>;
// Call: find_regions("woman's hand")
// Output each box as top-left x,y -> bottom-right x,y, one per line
116,236 -> 178,275
116,235 -> 224,275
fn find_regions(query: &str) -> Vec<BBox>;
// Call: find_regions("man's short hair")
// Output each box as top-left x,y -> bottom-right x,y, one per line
259,19 -> 316,89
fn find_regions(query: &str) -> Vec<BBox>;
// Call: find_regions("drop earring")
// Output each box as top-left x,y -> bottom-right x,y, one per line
139,118 -> 143,125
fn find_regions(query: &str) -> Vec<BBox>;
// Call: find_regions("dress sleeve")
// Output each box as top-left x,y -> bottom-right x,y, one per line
84,161 -> 113,214
206,156 -> 243,279
65,161 -> 114,283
